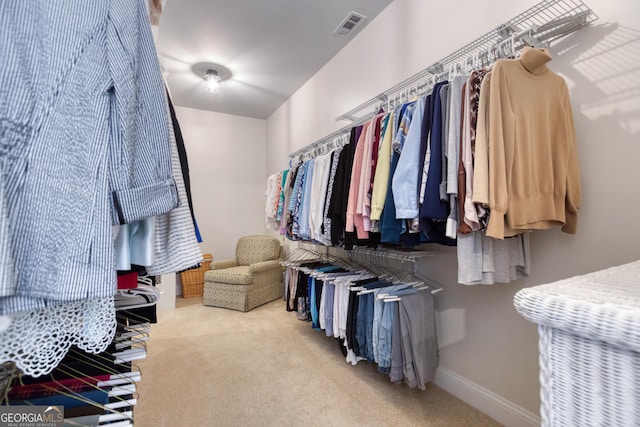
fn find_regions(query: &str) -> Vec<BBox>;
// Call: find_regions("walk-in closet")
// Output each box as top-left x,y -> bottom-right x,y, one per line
1,0 -> 639,426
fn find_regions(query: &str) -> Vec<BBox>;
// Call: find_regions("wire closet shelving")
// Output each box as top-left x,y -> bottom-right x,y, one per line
288,0 -> 597,164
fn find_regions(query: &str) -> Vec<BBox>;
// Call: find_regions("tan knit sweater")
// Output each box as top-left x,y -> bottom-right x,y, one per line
480,47 -> 581,239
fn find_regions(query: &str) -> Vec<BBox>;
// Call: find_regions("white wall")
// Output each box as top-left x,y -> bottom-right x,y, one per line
266,0 -> 640,423
176,106 -> 268,261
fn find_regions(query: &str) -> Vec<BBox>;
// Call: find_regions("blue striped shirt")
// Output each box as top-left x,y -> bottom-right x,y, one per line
0,0 -> 177,314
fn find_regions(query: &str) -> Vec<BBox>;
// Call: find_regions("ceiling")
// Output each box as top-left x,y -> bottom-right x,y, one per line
156,0 -> 393,119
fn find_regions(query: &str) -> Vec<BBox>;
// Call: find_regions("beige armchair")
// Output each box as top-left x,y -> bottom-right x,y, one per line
203,235 -> 283,312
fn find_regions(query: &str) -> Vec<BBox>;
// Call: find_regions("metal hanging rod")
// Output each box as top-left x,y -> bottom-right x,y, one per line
335,0 -> 597,123
294,241 -> 443,292
288,114 -> 371,166
296,241 -> 432,265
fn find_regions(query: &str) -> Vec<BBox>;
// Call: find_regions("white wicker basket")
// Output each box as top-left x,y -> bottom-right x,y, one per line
514,261 -> 640,427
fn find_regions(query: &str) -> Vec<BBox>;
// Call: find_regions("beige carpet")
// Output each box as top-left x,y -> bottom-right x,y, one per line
134,297 -> 501,427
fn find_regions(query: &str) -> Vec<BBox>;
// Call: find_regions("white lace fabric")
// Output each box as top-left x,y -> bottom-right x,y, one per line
0,297 -> 116,377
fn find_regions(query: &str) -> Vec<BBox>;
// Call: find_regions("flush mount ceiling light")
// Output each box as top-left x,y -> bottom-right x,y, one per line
191,62 -> 232,94
203,69 -> 221,93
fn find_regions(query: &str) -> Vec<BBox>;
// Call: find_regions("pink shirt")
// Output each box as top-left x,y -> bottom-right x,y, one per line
345,122 -> 370,238
358,113 -> 386,233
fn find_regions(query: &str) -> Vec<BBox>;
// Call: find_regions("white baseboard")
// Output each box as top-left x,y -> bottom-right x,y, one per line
434,367 -> 540,427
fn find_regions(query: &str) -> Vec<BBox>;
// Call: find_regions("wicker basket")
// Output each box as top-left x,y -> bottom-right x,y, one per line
180,253 -> 213,298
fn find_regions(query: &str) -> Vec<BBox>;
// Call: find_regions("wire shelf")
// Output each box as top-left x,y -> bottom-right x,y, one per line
335,0 -> 597,122
288,0 -> 597,163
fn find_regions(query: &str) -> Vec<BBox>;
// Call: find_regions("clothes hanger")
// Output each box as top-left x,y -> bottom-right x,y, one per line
393,94 -> 400,110
476,50 -> 485,69
448,64 -> 456,80
24,380 -> 135,424
8,323 -> 144,425
510,33 -> 518,58
0,362 -> 18,405
65,347 -> 140,378
497,41 -> 505,59
114,331 -> 149,351
113,323 -> 149,357
115,284 -> 160,310
366,250 -> 443,294
281,249 -> 319,267
458,59 -> 467,75
503,37 -> 515,58
115,323 -> 150,342
331,137 -> 340,152
464,56 -> 473,73
293,246 -> 364,280
49,364 -> 139,397
487,44 -> 496,64
113,324 -> 151,350
12,358 -> 139,424
113,347 -> 146,364
347,249 -> 399,285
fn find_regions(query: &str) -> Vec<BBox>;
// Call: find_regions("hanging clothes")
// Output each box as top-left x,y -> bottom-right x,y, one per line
0,0 -> 180,377
274,45 -> 580,289
391,100 -> 421,219
444,74 -> 471,238
480,47 -> 581,239
357,113 -> 386,234
380,102 -> 413,245
457,231 -> 531,285
298,158 -> 316,240
308,152 -> 333,242
280,165 -> 298,236
0,169 -> 14,300
331,143 -> 352,244
282,260 -> 438,390
266,168 -> 289,232
393,96 -> 427,220
320,148 -> 343,245
166,88 -> 202,242
329,127 -> 360,246
456,68 -> 532,284
289,161 -> 308,238
346,122 -> 371,239
370,112 -> 394,224
459,70 -> 489,233
421,81 -> 456,246
265,172 -> 280,229
439,84 -> 451,203
1,0 -> 177,313
146,96 -> 203,276
396,291 -> 438,390
277,170 -> 290,228
113,217 -> 156,271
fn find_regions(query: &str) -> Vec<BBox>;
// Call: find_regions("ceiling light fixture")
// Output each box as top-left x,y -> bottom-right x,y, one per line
203,69 -> 221,93
192,62 -> 232,95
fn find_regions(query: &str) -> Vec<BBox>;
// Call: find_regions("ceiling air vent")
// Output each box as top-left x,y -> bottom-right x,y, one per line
333,11 -> 367,37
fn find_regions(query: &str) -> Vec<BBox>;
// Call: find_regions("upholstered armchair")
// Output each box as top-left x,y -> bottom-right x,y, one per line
203,235 -> 283,312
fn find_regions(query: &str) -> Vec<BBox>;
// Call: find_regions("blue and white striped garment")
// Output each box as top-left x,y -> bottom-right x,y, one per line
0,0 -> 177,315
146,99 -> 202,276
0,168 -> 14,298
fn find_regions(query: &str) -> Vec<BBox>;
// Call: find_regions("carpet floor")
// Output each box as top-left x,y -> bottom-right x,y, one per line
134,297 -> 501,427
